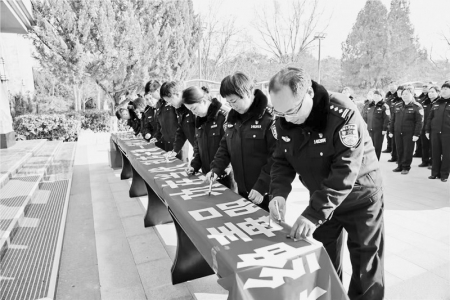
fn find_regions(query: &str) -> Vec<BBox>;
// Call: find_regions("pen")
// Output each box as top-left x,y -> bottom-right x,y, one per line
208,173 -> 213,196
275,200 -> 281,223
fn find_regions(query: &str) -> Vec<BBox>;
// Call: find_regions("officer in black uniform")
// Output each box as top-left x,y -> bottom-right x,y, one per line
383,82 -> 398,153
419,85 -> 437,167
158,81 -> 196,160
363,89 -> 390,160
182,86 -> 232,188
206,72 -> 277,211
143,80 -> 164,148
389,86 -> 424,174
426,83 -> 450,182
387,86 -> 405,162
115,105 -> 141,136
268,67 -> 384,300
150,82 -> 178,152
413,83 -> 430,157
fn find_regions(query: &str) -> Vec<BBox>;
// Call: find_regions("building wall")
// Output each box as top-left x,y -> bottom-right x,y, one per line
1,33 -> 35,96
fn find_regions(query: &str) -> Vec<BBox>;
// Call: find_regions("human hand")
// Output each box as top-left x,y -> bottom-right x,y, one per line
145,133 -> 151,140
165,151 -> 177,159
224,166 -> 232,176
388,133 -> 393,138
248,189 -> 263,205
412,136 -> 419,142
185,166 -> 195,175
204,171 -> 217,184
289,215 -> 317,240
268,196 -> 286,223
382,131 -> 386,135
425,133 -> 430,140
149,138 -> 157,143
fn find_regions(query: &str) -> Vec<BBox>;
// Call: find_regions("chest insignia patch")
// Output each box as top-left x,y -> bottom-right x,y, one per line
227,124 -> 234,128
211,124 -> 218,128
314,138 -> 326,144
251,125 -> 261,129
255,120 -> 259,125
319,133 -> 323,138
271,123 -> 277,140
339,124 -> 359,148
281,136 -> 290,142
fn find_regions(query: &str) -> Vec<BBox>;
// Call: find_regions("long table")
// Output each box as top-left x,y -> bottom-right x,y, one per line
110,132 -> 349,300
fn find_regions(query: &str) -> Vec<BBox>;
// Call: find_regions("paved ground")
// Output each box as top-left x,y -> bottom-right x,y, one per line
57,136 -> 449,300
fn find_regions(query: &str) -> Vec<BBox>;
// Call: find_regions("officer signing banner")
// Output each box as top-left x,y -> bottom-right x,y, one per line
268,67 -> 384,300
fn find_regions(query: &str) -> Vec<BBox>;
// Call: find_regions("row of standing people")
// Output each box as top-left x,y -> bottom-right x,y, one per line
116,69 -> 385,300
362,82 -> 450,181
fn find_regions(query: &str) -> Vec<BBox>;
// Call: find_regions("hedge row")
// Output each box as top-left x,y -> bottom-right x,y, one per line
13,110 -> 113,142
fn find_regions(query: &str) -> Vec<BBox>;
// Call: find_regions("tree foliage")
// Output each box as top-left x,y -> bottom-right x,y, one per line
29,0 -> 201,109
341,0 -> 389,88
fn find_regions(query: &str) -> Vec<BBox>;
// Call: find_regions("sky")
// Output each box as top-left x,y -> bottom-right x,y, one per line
192,0 -> 450,60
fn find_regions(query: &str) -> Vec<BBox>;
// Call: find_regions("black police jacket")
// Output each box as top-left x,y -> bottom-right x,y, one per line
417,93 -> 429,105
426,97 -> 450,135
211,89 -> 277,196
389,101 -> 424,136
363,100 -> 390,132
270,81 -> 382,226
191,98 -> 229,174
140,105 -> 157,141
154,99 -> 178,143
421,97 -> 433,134
173,105 -> 196,153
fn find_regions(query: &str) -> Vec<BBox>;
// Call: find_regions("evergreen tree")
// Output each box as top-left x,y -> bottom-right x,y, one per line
30,0 -> 201,109
386,0 -> 422,81
341,0 -> 389,89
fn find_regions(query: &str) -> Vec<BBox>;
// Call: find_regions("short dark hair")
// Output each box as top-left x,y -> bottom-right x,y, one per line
269,67 -> 311,98
144,80 -> 161,95
220,72 -> 253,98
429,85 -> 441,93
182,86 -> 206,105
397,85 -> 405,91
402,86 -> 415,95
160,81 -> 181,99
132,97 -> 146,110
115,108 -> 127,120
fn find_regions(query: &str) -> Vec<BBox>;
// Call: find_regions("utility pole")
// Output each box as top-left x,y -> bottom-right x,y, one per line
314,32 -> 326,84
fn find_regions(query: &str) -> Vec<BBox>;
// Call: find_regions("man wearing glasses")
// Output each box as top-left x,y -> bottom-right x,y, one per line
268,67 -> 384,300
206,72 -> 277,211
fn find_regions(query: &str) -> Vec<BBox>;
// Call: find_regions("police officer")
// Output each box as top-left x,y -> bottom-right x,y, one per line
131,97 -> 152,141
426,83 -> 450,182
150,82 -> 178,152
159,81 -> 196,160
182,86 -> 232,188
206,72 -> 277,211
389,86 -> 424,174
413,83 -> 430,157
418,85 -> 436,167
387,86 -> 405,162
363,89 -> 390,160
268,67 -> 384,300
383,82 -> 398,153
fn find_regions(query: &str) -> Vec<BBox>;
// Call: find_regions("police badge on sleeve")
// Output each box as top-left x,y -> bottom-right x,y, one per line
339,124 -> 359,148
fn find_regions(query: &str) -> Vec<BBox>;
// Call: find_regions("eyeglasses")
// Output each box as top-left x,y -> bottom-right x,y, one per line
273,98 -> 304,118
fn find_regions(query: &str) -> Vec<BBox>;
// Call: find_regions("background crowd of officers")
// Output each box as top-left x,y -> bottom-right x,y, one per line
359,81 -> 450,182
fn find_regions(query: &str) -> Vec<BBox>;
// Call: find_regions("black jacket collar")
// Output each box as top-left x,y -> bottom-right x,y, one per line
375,100 -> 385,107
176,104 -> 189,116
227,89 -> 268,124
196,98 -> 222,127
279,80 -> 329,132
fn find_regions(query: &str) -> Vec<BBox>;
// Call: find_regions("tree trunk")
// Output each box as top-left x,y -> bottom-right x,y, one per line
97,85 -> 102,109
73,85 -> 79,111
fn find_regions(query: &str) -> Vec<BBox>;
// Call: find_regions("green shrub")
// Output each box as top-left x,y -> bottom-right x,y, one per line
79,110 -> 111,132
14,114 -> 81,142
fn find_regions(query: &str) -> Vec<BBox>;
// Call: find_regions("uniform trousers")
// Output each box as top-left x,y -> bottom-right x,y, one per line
369,130 -> 384,160
385,135 -> 392,152
395,132 -> 414,170
414,136 -> 422,156
420,130 -> 431,164
313,191 -> 384,300
431,133 -> 450,179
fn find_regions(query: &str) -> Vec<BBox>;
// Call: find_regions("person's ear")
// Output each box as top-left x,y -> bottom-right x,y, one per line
307,87 -> 314,98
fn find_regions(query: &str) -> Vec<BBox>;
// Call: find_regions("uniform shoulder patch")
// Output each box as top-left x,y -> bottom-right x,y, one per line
329,104 -> 351,119
339,124 -> 359,148
270,121 -> 278,140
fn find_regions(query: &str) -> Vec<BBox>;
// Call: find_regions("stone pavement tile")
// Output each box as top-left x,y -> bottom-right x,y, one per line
109,180 -> 132,192
95,228 -> 147,299
155,223 -> 178,246
398,246 -> 448,273
89,173 -> 109,183
384,270 -> 402,288
93,205 -> 123,233
113,190 -> 136,203
185,274 -> 227,296
384,253 -> 427,281
128,229 -> 170,265
116,200 -> 145,218
56,262 -> 101,300
430,263 -> 450,281
137,259 -> 193,300
385,272 -> 450,300
122,215 -> 152,237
